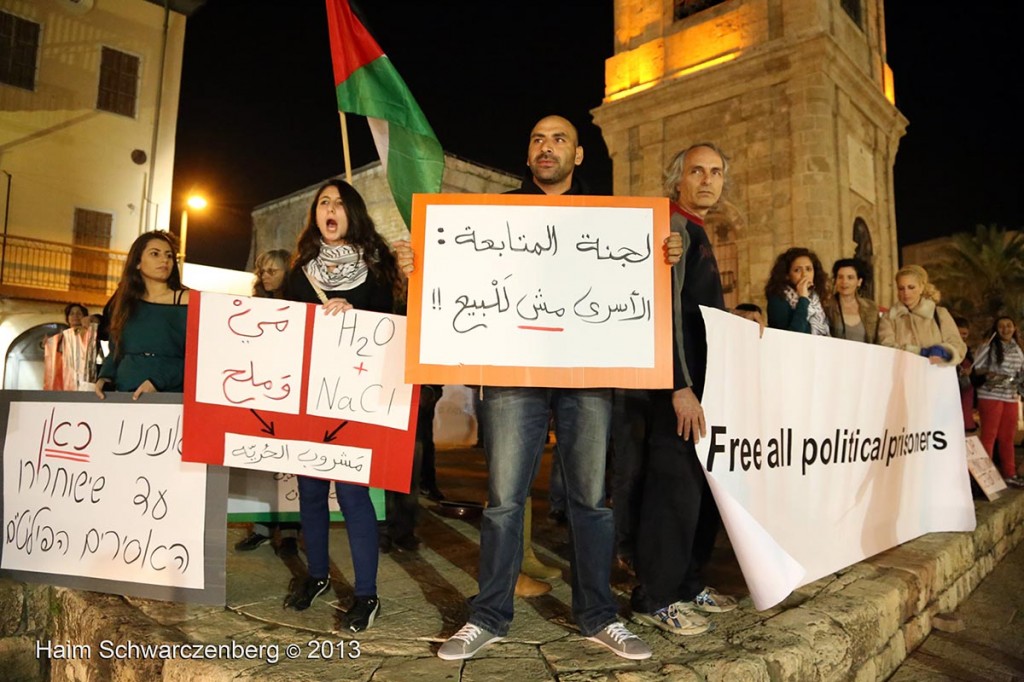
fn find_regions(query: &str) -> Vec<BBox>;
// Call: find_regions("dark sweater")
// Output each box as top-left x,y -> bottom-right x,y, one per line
670,205 -> 725,396
505,174 -> 587,196
283,265 -> 394,314
766,290 -> 812,334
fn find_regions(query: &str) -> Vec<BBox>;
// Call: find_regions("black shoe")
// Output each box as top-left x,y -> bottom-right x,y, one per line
275,537 -> 299,558
283,577 -> 330,611
420,486 -> 446,502
548,509 -> 567,526
234,532 -> 269,552
393,535 -> 421,552
345,595 -> 380,632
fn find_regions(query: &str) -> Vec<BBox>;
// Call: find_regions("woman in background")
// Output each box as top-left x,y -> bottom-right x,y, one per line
63,303 -> 89,335
877,265 -> 964,367
825,258 -> 879,343
94,231 -> 188,399
234,248 -> 300,555
973,316 -> 1024,487
253,248 -> 290,298
280,179 -> 398,633
44,303 -> 91,390
764,247 -> 830,335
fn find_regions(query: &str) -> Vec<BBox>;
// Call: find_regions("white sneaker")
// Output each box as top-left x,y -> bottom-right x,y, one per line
437,622 -> 503,660
585,621 -> 652,660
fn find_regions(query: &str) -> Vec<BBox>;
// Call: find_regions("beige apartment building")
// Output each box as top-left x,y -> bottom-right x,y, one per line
0,0 -> 198,388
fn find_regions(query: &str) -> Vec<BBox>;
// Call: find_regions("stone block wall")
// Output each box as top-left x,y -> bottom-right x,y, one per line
0,579 -> 51,681
249,155 -> 519,270
595,0 -> 907,308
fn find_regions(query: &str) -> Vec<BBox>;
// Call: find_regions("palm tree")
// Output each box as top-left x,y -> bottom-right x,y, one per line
929,224 -> 1024,329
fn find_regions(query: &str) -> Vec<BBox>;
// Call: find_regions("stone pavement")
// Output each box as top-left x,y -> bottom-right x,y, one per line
890,534 -> 1024,681
2,446 -> 1023,681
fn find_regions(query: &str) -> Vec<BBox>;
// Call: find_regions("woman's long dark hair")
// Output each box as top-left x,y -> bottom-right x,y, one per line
764,247 -> 827,299
988,316 -> 1022,366
109,231 -> 183,353
292,179 -> 399,297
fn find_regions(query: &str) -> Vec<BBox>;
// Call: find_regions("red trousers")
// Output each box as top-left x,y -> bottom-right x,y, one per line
960,385 -> 977,430
978,398 -> 1019,478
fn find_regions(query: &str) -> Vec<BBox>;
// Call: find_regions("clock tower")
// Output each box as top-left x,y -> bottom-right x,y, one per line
592,0 -> 906,306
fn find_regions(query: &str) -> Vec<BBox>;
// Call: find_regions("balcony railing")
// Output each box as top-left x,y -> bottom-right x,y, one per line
0,234 -> 127,300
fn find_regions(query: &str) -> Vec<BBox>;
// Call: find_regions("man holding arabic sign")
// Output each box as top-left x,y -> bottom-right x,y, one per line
396,115 -> 682,661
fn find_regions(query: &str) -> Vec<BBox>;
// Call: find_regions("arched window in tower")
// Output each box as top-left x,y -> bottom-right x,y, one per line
852,217 -> 874,299
704,202 -> 741,309
840,0 -> 863,27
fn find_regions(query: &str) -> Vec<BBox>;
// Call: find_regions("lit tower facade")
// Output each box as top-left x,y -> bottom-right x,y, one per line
592,0 -> 906,306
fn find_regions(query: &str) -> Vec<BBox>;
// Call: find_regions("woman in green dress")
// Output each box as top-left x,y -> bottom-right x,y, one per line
94,231 -> 189,399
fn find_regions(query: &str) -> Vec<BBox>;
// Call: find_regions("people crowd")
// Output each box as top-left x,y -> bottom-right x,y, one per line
62,114 -> 1021,661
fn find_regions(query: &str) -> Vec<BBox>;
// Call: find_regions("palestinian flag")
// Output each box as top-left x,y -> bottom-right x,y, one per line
325,0 -> 444,228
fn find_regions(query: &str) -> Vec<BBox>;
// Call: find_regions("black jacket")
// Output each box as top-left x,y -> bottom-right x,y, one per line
670,204 -> 725,396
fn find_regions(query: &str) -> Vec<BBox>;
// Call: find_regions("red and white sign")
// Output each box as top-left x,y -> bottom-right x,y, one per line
181,292 -> 418,493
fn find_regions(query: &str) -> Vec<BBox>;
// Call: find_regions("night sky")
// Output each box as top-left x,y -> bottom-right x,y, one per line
171,1 -> 1023,270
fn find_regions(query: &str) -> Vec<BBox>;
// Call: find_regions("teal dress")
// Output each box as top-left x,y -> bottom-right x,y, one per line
98,295 -> 188,392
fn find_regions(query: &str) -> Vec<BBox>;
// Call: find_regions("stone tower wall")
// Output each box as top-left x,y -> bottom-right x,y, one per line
594,0 -> 906,307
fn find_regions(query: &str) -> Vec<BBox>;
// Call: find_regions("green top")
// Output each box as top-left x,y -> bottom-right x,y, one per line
98,298 -> 188,392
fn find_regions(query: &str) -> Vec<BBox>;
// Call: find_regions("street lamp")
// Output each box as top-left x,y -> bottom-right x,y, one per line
179,194 -> 207,263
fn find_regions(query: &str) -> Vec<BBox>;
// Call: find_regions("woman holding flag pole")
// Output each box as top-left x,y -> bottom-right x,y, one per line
305,0 -> 441,631
280,179 -> 401,632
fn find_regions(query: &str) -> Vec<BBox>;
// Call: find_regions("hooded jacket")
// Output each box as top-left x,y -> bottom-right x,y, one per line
877,297 -> 966,366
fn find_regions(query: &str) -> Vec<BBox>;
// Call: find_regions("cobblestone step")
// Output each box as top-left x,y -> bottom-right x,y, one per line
2,490 -> 1022,681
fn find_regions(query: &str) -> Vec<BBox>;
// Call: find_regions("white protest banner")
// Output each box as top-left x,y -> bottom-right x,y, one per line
307,308 -> 413,430
0,394 -> 218,598
696,307 -> 976,610
405,194 -> 672,388
194,293 -> 307,414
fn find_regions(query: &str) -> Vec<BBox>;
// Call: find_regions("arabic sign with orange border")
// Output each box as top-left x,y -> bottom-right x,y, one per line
405,193 -> 672,388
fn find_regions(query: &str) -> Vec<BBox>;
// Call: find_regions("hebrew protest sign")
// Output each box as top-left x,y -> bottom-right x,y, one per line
0,392 -> 226,604
405,193 -> 672,388
696,307 -> 976,610
182,292 -> 418,493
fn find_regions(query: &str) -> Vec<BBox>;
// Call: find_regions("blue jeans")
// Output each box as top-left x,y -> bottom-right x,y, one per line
469,387 -> 617,637
297,476 -> 378,597
548,444 -> 566,512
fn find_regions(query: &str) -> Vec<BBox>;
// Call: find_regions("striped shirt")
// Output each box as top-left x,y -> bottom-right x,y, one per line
976,339 -> 1024,403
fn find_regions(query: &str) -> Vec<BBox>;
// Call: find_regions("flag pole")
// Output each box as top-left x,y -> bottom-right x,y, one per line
339,111 -> 353,183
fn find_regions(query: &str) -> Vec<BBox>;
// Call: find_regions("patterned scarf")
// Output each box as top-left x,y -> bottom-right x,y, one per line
783,286 -> 831,336
303,242 -> 368,291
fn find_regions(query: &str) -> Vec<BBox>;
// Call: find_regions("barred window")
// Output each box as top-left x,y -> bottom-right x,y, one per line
0,11 -> 40,91
97,46 -> 139,117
